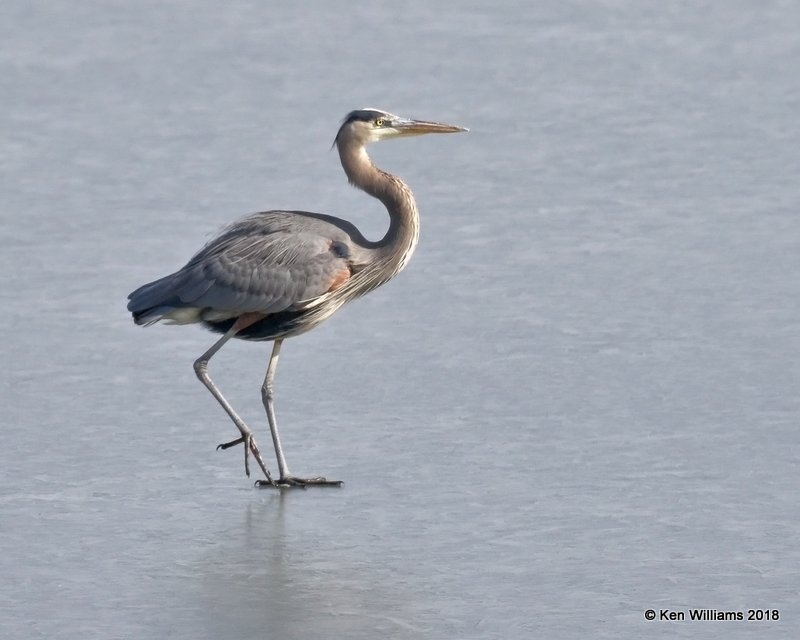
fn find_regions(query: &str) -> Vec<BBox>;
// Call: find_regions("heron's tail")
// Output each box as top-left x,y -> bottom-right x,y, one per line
127,272 -> 201,326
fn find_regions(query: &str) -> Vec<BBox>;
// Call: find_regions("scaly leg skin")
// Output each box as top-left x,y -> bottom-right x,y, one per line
194,323 -> 276,486
254,339 -> 342,489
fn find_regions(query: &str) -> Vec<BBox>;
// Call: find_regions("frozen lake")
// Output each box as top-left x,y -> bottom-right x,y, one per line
2,1 -> 798,638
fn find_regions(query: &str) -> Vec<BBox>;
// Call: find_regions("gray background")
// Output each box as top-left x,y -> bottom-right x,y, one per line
2,1 -> 798,638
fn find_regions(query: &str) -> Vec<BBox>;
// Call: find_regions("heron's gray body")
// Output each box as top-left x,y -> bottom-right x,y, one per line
126,108 -> 466,486
128,209 -> 376,341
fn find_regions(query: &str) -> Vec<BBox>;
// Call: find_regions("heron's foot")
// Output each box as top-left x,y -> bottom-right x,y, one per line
255,475 -> 343,489
216,434 -> 276,486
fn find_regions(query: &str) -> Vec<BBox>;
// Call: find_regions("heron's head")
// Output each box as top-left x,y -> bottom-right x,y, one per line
334,108 -> 467,147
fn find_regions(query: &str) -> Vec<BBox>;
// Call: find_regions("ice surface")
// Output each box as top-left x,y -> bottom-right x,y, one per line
1,1 -> 798,638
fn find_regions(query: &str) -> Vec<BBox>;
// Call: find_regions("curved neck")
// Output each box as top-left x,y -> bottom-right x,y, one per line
337,141 -> 419,273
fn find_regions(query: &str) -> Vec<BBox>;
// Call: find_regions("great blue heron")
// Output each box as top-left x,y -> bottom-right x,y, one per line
127,108 -> 467,487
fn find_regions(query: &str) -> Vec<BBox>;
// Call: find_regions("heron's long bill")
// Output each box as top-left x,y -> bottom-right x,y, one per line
394,119 -> 468,136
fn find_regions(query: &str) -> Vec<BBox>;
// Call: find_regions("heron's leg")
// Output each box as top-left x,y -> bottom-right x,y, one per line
255,339 -> 342,489
262,339 -> 291,478
193,323 -> 275,485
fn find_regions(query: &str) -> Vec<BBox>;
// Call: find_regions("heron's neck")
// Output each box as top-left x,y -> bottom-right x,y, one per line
338,143 -> 419,273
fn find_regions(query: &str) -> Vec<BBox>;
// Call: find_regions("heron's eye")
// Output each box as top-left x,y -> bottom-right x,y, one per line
375,118 -> 385,127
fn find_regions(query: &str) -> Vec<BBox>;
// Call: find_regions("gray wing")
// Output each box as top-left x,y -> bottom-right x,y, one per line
127,211 -> 361,324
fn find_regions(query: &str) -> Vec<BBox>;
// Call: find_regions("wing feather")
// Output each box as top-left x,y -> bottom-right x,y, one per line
127,211 -> 360,323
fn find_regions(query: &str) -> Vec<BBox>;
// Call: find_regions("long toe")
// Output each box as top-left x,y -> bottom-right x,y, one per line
256,476 -> 343,489
216,436 -> 245,451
